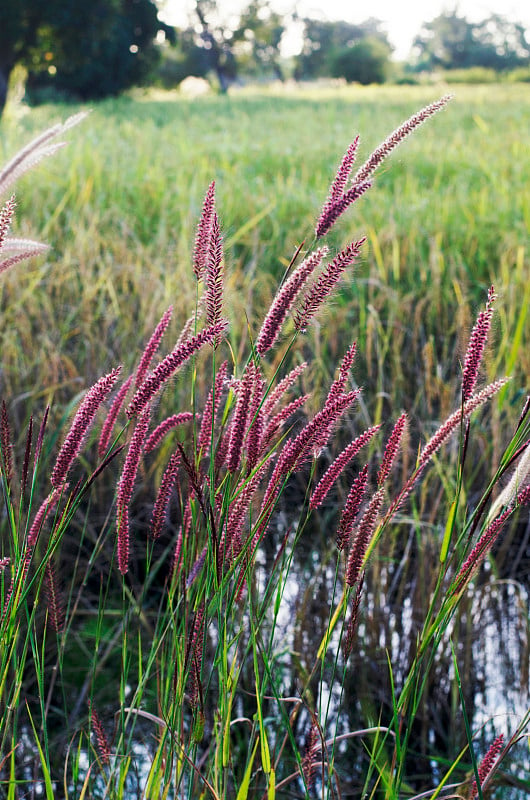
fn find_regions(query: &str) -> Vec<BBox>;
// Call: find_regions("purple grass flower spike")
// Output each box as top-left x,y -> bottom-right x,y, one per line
262,394 -> 310,450
462,286 -> 495,402
351,95 -> 453,187
144,412 -> 193,454
315,137 -> 368,238
315,181 -> 371,239
34,406 -> 50,470
89,702 -> 111,766
377,412 -> 407,487
116,407 -> 151,575
98,374 -> 133,458
277,389 -> 360,478
336,465 -> 369,551
51,367 -> 122,488
135,306 -> 173,388
227,362 -> 255,473
310,426 -> 379,510
256,249 -> 327,355
198,360 -> 229,457
0,196 -> 16,249
204,212 -> 224,341
294,239 -> 366,332
342,573 -> 364,659
150,452 -> 180,539
263,362 -> 308,415
192,181 -> 216,280
345,487 -> 384,586
126,320 -> 228,418
0,400 -> 13,491
21,415 -> 33,496
419,378 -> 510,468
326,342 -> 358,407
44,560 -> 65,633
469,734 -> 504,799
27,486 -> 63,548
452,508 -> 511,596
329,137 -> 359,202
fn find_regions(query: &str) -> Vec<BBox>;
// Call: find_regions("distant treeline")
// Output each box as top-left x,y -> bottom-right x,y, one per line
1,0 -> 529,113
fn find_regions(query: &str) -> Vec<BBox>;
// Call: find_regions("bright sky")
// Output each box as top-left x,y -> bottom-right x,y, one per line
160,0 -> 530,59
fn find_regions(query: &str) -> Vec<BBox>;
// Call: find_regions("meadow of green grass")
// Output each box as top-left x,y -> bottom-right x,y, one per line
0,83 -> 529,797
0,83 -> 528,421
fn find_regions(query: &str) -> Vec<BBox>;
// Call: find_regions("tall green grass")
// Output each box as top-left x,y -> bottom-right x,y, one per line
0,86 -> 528,798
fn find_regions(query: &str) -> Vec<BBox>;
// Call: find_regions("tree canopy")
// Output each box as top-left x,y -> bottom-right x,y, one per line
0,0 -> 167,114
294,17 -> 391,80
413,10 -> 530,71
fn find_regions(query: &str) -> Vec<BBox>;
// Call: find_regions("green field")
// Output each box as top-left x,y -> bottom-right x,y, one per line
0,83 -> 529,797
1,84 -> 528,421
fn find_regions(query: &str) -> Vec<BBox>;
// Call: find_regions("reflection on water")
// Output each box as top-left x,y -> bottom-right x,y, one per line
7,526 -> 530,798
274,524 -> 530,797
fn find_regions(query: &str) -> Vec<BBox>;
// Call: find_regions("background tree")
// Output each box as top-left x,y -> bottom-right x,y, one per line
413,9 -> 530,71
190,0 -> 239,92
232,1 -> 285,80
330,37 -> 391,84
0,0 -> 166,114
0,0 -> 53,114
295,17 -> 390,80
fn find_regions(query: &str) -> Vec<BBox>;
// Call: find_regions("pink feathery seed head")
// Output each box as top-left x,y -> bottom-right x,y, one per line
144,412 -> 193,454
44,560 -> 65,633
0,557 -> 9,571
192,180 -> 216,280
51,367 -> 122,489
98,374 -> 133,458
198,360 -> 229,456
351,95 -> 453,187
345,487 -> 384,587
329,136 -> 360,203
294,238 -> 366,332
21,415 -> 33,496
326,341 -> 358,406
227,362 -> 255,473
171,525 -> 184,580
150,451 -> 180,539
126,320 -> 228,418
256,248 -> 327,356
0,400 -> 13,489
517,484 -> 530,506
452,508 -> 511,596
245,370 -> 266,471
0,195 -> 16,249
27,486 -> 62,548
263,362 -> 308,415
89,702 -> 111,766
461,289 -> 495,402
377,412 -> 408,487
419,378 -> 510,468
261,393 -> 311,452
116,407 -> 151,575
301,715 -> 320,792
315,180 -> 371,239
336,464 -> 369,551
34,405 -> 49,469
280,389 -> 360,474
470,734 -> 504,799
204,212 -> 224,338
186,546 -> 207,589
310,426 -> 380,511
135,306 -> 173,388
342,572 -> 364,660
